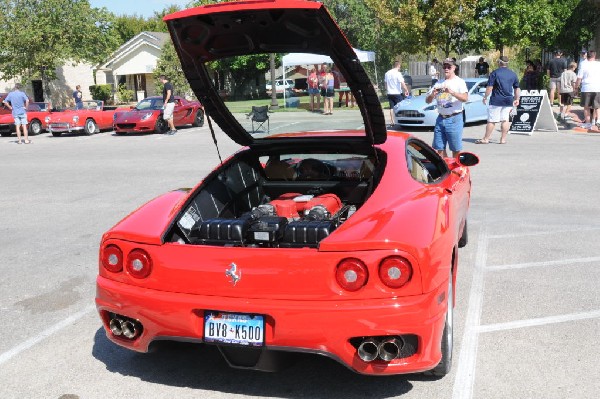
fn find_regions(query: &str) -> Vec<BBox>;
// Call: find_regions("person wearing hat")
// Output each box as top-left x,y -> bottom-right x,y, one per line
476,56 -> 520,144
425,58 -> 468,157
546,50 -> 567,106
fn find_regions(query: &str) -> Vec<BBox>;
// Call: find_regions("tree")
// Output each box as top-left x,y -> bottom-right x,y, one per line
153,41 -> 193,98
0,0 -> 120,100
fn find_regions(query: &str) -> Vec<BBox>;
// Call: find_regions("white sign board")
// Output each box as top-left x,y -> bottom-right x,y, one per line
509,90 -> 558,135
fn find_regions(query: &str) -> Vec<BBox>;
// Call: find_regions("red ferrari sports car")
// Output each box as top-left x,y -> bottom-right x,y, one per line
96,0 -> 478,377
0,102 -> 51,136
113,96 -> 204,134
45,100 -> 119,136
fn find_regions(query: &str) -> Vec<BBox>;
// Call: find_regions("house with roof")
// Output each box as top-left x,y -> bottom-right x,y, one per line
94,31 -> 170,102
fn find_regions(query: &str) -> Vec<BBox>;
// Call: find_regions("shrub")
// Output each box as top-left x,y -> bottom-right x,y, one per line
116,84 -> 135,104
89,84 -> 113,103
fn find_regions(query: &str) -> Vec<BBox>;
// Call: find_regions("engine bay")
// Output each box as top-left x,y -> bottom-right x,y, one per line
167,150 -> 384,248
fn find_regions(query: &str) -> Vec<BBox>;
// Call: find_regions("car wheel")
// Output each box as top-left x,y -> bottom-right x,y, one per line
28,119 -> 43,136
84,119 -> 97,135
51,132 -> 62,137
154,116 -> 168,134
426,271 -> 453,377
192,109 -> 205,127
458,219 -> 468,248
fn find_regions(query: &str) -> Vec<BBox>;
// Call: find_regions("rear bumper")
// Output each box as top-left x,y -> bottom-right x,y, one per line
96,276 -> 448,375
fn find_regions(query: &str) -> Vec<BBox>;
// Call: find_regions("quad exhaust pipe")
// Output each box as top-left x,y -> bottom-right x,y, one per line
108,315 -> 142,340
356,337 -> 404,362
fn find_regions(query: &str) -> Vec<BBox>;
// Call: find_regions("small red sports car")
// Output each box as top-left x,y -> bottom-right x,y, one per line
96,0 -> 478,377
0,102 -> 52,136
45,100 -> 119,136
113,96 -> 204,134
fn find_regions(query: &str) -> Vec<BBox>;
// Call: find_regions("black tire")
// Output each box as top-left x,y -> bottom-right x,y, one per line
84,119 -> 97,135
51,131 -> 62,137
29,119 -> 43,136
458,219 -> 468,248
426,271 -> 453,377
154,116 -> 168,134
192,109 -> 205,127
1,131 -> 12,137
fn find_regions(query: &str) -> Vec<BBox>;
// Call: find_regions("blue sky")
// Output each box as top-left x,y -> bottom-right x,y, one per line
89,0 -> 192,18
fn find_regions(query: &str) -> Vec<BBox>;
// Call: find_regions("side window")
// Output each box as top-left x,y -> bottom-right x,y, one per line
406,140 -> 449,184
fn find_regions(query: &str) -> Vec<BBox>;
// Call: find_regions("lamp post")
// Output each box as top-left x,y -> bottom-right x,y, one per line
269,53 -> 279,110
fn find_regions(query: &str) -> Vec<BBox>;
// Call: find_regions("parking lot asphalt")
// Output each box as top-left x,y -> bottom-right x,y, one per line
0,111 -> 599,399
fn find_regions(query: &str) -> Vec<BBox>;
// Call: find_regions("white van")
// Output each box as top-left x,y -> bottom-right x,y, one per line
265,79 -> 294,93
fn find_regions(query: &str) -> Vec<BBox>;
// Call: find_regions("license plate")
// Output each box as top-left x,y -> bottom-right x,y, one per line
203,311 -> 265,346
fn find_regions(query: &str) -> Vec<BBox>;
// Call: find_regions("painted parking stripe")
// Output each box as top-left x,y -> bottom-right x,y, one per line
452,223 -> 488,399
489,226 -> 600,239
476,309 -> 600,334
0,305 -> 95,366
487,256 -> 600,271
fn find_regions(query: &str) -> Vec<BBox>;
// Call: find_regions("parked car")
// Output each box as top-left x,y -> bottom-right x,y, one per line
45,100 -> 119,136
0,102 -> 52,136
95,0 -> 478,377
393,78 -> 489,127
265,79 -> 295,93
112,96 -> 204,135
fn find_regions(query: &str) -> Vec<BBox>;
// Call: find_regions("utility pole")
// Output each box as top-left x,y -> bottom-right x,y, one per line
269,53 -> 279,110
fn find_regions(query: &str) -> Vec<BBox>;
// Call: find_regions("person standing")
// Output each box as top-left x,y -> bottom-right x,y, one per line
159,75 -> 177,135
384,60 -> 410,127
559,62 -> 578,121
73,85 -> 83,110
546,51 -> 567,106
429,58 -> 440,86
318,63 -> 327,110
2,83 -> 31,144
322,67 -> 335,115
475,57 -> 490,78
575,50 -> 600,129
307,67 -> 321,112
476,56 -> 520,145
425,58 -> 468,157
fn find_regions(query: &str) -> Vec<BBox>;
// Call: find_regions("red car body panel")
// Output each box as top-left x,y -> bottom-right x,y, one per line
95,0 -> 477,377
113,96 -> 203,134
0,102 -> 52,135
46,101 -> 119,135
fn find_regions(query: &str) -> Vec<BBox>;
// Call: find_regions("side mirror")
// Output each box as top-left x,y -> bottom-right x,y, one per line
457,152 -> 479,167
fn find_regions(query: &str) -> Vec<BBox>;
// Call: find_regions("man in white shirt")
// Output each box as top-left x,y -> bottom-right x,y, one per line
429,58 -> 440,85
384,61 -> 410,127
425,58 -> 468,157
575,50 -> 600,129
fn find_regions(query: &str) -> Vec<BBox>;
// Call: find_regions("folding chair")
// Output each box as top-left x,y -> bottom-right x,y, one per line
249,105 -> 269,133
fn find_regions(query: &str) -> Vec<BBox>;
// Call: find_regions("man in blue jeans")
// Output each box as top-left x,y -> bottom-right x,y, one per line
2,83 -> 30,144
425,58 -> 468,157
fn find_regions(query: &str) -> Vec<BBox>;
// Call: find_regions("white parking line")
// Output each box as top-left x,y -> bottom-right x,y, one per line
452,223 -> 488,399
489,226 -> 600,239
0,305 -> 95,366
487,256 -> 600,271
476,309 -> 600,333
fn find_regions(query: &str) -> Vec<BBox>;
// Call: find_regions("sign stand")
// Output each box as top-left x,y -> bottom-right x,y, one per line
509,90 -> 558,135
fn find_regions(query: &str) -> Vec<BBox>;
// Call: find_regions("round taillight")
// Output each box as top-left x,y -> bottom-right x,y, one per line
378,256 -> 412,288
126,249 -> 153,279
336,258 -> 368,291
101,245 -> 123,273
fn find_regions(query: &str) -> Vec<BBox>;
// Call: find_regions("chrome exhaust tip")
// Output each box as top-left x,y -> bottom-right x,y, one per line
357,339 -> 380,362
122,320 -> 138,339
378,338 -> 404,362
109,318 -> 123,336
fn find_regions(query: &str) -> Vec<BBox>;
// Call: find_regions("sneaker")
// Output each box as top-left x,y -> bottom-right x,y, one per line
166,129 -> 177,135
580,123 -> 592,129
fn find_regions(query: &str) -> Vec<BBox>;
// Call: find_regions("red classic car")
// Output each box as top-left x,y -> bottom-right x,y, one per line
0,102 -> 52,136
113,96 -> 204,134
45,100 -> 119,136
96,0 -> 478,377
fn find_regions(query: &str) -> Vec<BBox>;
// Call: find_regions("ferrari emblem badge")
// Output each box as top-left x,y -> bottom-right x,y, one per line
225,262 -> 241,286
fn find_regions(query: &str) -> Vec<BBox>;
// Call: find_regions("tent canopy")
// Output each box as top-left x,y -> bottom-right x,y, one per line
282,48 -> 375,67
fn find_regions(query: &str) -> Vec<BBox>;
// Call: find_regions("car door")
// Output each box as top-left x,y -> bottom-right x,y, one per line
464,81 -> 488,123
172,98 -> 188,125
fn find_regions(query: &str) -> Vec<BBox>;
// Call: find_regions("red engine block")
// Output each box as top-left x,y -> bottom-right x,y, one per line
269,193 -> 343,219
